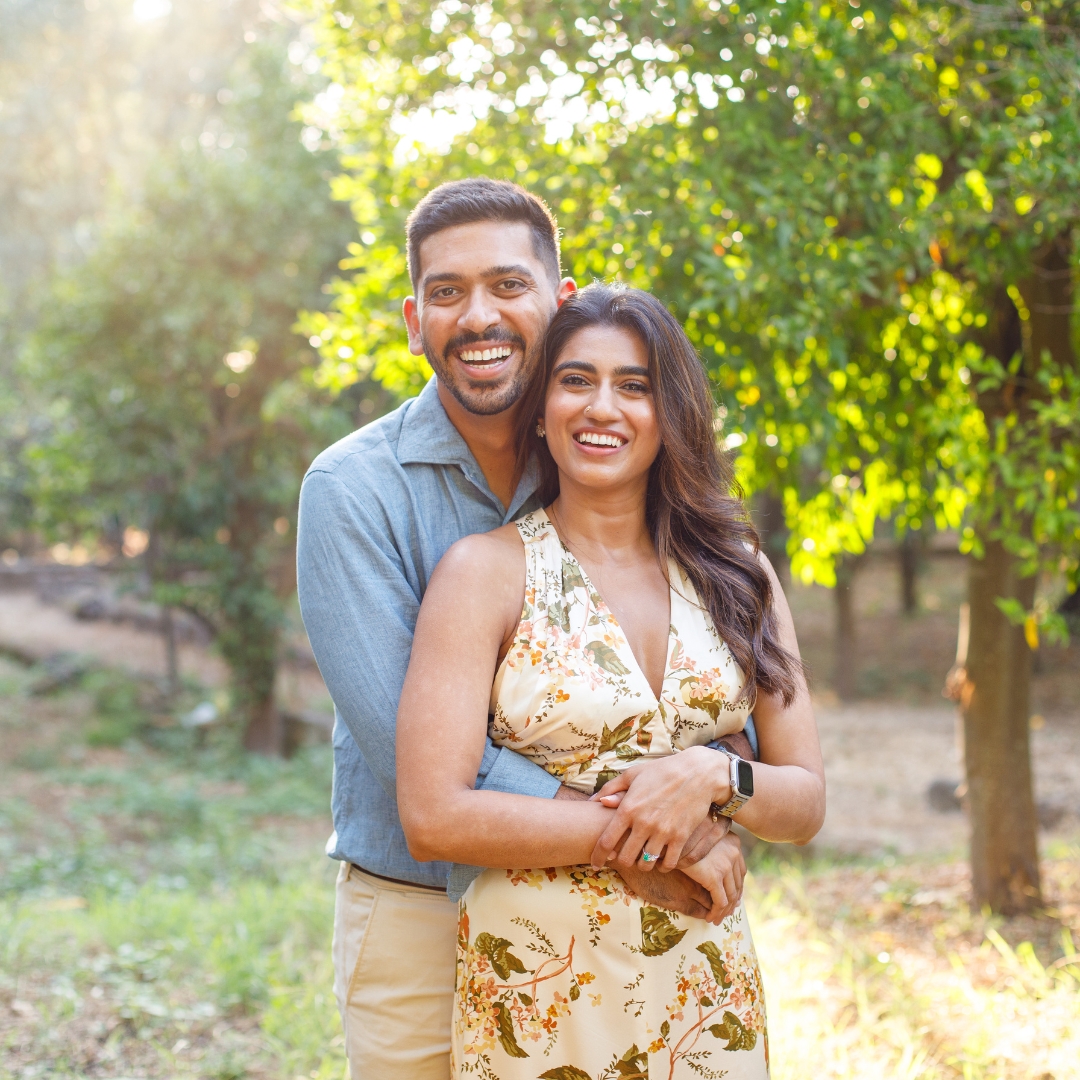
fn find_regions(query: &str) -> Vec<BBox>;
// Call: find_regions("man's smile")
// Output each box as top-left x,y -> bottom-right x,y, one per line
457,344 -> 514,368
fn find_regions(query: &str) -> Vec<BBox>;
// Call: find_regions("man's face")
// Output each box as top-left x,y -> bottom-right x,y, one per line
403,221 -> 573,417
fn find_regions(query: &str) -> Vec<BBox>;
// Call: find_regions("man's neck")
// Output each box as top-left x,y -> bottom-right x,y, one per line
436,381 -> 520,511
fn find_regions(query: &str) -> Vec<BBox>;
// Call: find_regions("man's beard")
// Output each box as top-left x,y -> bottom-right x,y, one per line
424,328 -> 536,417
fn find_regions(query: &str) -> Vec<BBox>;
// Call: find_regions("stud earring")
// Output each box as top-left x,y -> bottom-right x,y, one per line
584,405 -> 592,415
535,420 -> 546,438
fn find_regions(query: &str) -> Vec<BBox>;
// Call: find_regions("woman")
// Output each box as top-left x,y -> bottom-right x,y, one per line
397,284 -> 824,1080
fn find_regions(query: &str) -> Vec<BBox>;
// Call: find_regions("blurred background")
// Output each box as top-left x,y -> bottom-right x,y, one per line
1,1 -> 1078,1078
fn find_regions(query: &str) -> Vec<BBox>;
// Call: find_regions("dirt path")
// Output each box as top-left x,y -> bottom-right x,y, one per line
2,589 -> 1077,854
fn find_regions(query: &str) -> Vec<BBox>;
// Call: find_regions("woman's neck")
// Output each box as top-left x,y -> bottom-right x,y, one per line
548,475 -> 654,565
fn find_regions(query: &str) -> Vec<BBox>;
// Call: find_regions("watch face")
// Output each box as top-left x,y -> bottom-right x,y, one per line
736,759 -> 754,797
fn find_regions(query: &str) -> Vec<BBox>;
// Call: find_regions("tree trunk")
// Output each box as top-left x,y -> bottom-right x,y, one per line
833,556 -> 859,700
752,490 -> 790,588
960,232 -> 1075,912
899,531 -> 920,615
960,539 -> 1040,913
162,604 -> 179,699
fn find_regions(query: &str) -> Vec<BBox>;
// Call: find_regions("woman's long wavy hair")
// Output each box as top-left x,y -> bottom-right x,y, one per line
515,283 -> 803,707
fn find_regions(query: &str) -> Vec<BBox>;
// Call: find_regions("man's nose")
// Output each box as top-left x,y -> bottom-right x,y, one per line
458,286 -> 500,334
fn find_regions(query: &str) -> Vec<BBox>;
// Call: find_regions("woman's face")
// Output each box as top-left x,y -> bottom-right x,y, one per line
543,323 -> 661,495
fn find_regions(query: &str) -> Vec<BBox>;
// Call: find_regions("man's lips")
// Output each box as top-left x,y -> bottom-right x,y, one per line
573,427 -> 628,450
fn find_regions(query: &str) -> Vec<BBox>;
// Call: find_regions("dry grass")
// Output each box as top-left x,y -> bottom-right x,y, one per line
749,844 -> 1080,1080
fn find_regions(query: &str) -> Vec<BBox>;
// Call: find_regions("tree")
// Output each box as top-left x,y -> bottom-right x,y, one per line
296,0 -> 1080,909
25,40 -> 355,754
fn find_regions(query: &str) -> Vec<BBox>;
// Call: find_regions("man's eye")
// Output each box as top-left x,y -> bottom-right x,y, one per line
498,279 -> 525,290
431,287 -> 457,300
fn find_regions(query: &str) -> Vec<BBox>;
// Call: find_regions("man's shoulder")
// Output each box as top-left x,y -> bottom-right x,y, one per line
305,400 -> 412,483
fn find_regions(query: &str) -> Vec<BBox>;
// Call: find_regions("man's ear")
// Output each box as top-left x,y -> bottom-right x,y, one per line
402,296 -> 426,356
556,277 -> 577,308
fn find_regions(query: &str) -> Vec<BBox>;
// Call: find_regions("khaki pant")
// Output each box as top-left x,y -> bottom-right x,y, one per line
332,861 -> 458,1080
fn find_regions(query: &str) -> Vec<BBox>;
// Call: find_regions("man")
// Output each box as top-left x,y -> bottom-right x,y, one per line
297,178 -> 755,1079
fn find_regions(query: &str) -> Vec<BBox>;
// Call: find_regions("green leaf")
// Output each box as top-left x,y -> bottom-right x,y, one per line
493,1002 -> 530,1058
585,641 -> 632,677
518,991 -> 532,1006
569,980 -> 580,1001
593,767 -> 620,794
660,1020 -> 671,1039
640,907 -> 688,957
696,941 -> 732,989
598,715 -> 637,754
616,743 -> 643,762
475,932 -> 527,981
561,557 -> 587,592
539,1067 -> 592,1080
614,1043 -> 649,1078
707,1010 -> 758,1052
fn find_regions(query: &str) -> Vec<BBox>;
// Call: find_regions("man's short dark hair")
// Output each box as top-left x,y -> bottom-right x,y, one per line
406,177 -> 562,289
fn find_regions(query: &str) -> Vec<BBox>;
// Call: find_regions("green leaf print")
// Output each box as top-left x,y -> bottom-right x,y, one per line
592,767 -> 620,794
569,980 -> 581,1001
615,743 -> 643,762
539,1067 -> 592,1080
598,715 -> 637,755
548,599 -> 572,633
585,641 -> 632,677
640,907 -> 688,957
707,1010 -> 758,1052
695,941 -> 733,990
475,932 -> 528,981
493,1002 -> 530,1059
613,1044 -> 649,1078
561,558 -> 587,592
518,991 -> 532,1006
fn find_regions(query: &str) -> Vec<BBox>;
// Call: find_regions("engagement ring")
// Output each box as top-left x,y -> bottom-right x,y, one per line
640,851 -> 659,863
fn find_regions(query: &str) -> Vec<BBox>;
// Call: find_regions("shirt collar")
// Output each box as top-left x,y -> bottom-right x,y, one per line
397,376 -> 540,521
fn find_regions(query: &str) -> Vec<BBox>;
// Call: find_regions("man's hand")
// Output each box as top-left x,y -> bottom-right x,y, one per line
616,863 -> 712,920
714,728 -> 756,762
676,814 -> 731,869
556,783 -> 712,918
680,832 -> 746,924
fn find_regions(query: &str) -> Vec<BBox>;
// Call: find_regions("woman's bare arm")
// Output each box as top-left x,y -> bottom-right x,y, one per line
396,525 -> 618,867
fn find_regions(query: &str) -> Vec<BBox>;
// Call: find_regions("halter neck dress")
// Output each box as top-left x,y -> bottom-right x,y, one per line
451,509 -> 769,1080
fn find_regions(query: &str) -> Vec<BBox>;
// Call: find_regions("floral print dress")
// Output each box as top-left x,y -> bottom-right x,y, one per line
453,509 -> 769,1080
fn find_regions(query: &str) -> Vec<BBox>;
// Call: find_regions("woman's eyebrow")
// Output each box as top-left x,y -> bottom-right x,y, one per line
552,360 -> 597,375
612,365 -> 650,377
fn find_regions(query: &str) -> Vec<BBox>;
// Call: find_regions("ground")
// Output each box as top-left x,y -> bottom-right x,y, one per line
0,551 -> 1078,1079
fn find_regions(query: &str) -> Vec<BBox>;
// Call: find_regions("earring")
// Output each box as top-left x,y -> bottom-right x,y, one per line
535,420 -> 546,438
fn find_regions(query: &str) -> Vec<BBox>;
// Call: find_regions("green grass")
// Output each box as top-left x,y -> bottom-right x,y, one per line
0,658 -> 344,1079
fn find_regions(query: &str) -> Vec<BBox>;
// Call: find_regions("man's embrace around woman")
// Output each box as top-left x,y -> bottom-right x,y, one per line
297,178 -> 824,1079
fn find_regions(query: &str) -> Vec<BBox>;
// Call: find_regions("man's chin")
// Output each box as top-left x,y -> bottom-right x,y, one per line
437,370 -> 525,418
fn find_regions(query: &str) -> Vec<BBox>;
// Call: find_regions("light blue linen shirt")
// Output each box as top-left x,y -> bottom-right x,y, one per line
296,377 -> 560,900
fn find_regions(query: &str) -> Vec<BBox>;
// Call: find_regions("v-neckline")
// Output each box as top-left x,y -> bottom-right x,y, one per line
544,510 -> 675,704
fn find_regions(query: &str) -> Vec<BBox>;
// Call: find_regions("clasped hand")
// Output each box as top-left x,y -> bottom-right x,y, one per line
589,746 -> 743,924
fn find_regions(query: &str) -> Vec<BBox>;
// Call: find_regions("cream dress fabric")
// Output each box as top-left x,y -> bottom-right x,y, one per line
452,509 -> 769,1080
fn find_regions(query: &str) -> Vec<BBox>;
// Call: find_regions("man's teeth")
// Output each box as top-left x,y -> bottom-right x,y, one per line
459,346 -> 513,364
575,432 -> 627,448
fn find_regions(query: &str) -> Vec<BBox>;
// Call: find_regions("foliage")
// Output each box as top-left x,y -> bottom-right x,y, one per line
295,0 -> 1080,610
22,38 -> 356,746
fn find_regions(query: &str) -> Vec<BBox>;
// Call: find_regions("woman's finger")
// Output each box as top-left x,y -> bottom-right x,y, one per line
598,791 -> 625,807
615,820 -> 659,870
590,821 -> 629,869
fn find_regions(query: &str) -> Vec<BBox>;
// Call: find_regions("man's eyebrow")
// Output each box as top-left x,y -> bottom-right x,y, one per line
484,263 -> 537,281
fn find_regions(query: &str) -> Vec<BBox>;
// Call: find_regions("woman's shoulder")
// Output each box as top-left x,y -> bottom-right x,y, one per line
433,522 -> 525,584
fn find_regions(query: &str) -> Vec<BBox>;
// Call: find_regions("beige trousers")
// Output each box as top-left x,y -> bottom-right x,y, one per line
332,861 -> 458,1080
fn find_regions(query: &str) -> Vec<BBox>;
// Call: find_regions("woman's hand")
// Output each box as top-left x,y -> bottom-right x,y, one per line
589,746 -> 731,872
679,831 -> 745,924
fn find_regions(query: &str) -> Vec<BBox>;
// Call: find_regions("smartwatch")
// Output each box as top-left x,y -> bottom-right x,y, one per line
709,745 -> 754,820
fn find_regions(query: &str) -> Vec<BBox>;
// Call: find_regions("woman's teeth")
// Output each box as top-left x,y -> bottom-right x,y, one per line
459,346 -> 513,365
575,432 -> 627,448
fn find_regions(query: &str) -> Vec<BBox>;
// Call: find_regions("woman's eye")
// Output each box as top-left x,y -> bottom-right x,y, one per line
621,381 -> 651,394
561,374 -> 590,388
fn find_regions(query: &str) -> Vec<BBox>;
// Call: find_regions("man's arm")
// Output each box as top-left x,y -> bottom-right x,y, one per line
296,468 -> 560,806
